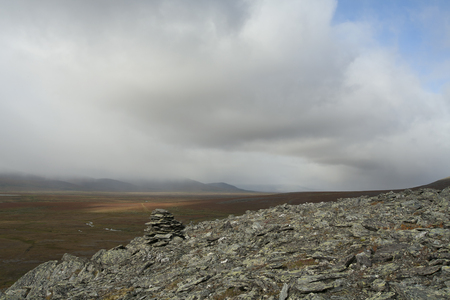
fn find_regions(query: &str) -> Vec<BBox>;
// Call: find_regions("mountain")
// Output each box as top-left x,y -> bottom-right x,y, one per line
1,173 -> 448,193
0,174 -> 79,192
131,179 -> 251,193
206,182 -> 251,192
70,178 -> 138,192
0,174 -> 251,193
136,178 -> 214,192
238,183 -> 314,193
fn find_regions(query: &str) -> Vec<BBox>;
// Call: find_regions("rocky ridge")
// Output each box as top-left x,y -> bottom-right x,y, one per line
2,187 -> 450,299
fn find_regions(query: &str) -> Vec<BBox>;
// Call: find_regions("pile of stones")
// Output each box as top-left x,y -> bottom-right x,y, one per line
2,186 -> 450,299
144,209 -> 185,247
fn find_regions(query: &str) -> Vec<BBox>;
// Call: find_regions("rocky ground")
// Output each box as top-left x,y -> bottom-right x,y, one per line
2,187 -> 450,299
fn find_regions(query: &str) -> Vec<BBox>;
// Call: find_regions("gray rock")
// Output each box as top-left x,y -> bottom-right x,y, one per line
351,223 -> 371,237
279,283 -> 289,300
367,292 -> 396,300
302,293 -> 326,300
356,251 -> 372,267
371,279 -> 387,292
339,254 -> 356,267
296,280 -> 334,293
391,283 -> 450,300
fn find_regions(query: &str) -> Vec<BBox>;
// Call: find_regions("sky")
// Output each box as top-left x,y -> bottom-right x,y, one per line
1,0 -> 450,191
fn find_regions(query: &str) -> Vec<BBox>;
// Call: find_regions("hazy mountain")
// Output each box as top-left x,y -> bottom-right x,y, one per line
135,178 -> 210,192
206,182 -> 251,193
71,178 -> 139,192
0,174 -> 251,193
1,173 -> 448,193
0,174 -> 79,191
238,184 -> 314,193
132,179 -> 250,193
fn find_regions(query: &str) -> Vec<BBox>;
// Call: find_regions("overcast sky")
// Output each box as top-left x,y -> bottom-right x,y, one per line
1,0 -> 450,191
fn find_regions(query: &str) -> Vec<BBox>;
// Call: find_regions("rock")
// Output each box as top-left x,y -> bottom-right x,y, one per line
391,283 -> 450,300
92,247 -> 130,265
362,219 -> 385,231
176,275 -> 211,293
303,293 -> 326,300
144,208 -> 185,245
278,283 -> 289,300
296,272 -> 347,294
351,223 -> 370,237
356,251 -> 372,267
411,265 -> 441,276
339,254 -> 356,267
367,291 -> 396,300
371,279 -> 387,292
3,187 -> 450,299
296,280 -> 334,293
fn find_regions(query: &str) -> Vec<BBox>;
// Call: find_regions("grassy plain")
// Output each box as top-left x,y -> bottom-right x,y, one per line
0,189 -> 389,289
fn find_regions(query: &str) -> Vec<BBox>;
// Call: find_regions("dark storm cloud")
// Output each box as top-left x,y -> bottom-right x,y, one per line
0,0 -> 449,190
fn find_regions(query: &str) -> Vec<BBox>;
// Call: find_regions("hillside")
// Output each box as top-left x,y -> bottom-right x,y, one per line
415,177 -> 450,190
2,186 -> 450,299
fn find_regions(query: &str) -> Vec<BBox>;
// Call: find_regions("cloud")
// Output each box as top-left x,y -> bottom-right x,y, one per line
0,0 -> 449,190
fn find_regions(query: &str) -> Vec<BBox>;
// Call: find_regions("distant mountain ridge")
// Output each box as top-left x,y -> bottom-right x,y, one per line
0,174 -> 250,193
0,173 -> 448,193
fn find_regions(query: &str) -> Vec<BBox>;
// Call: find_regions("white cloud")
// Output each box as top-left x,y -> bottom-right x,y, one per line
0,0 -> 449,190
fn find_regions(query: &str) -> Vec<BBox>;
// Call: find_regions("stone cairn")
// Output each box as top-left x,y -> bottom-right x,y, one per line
144,209 -> 185,247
